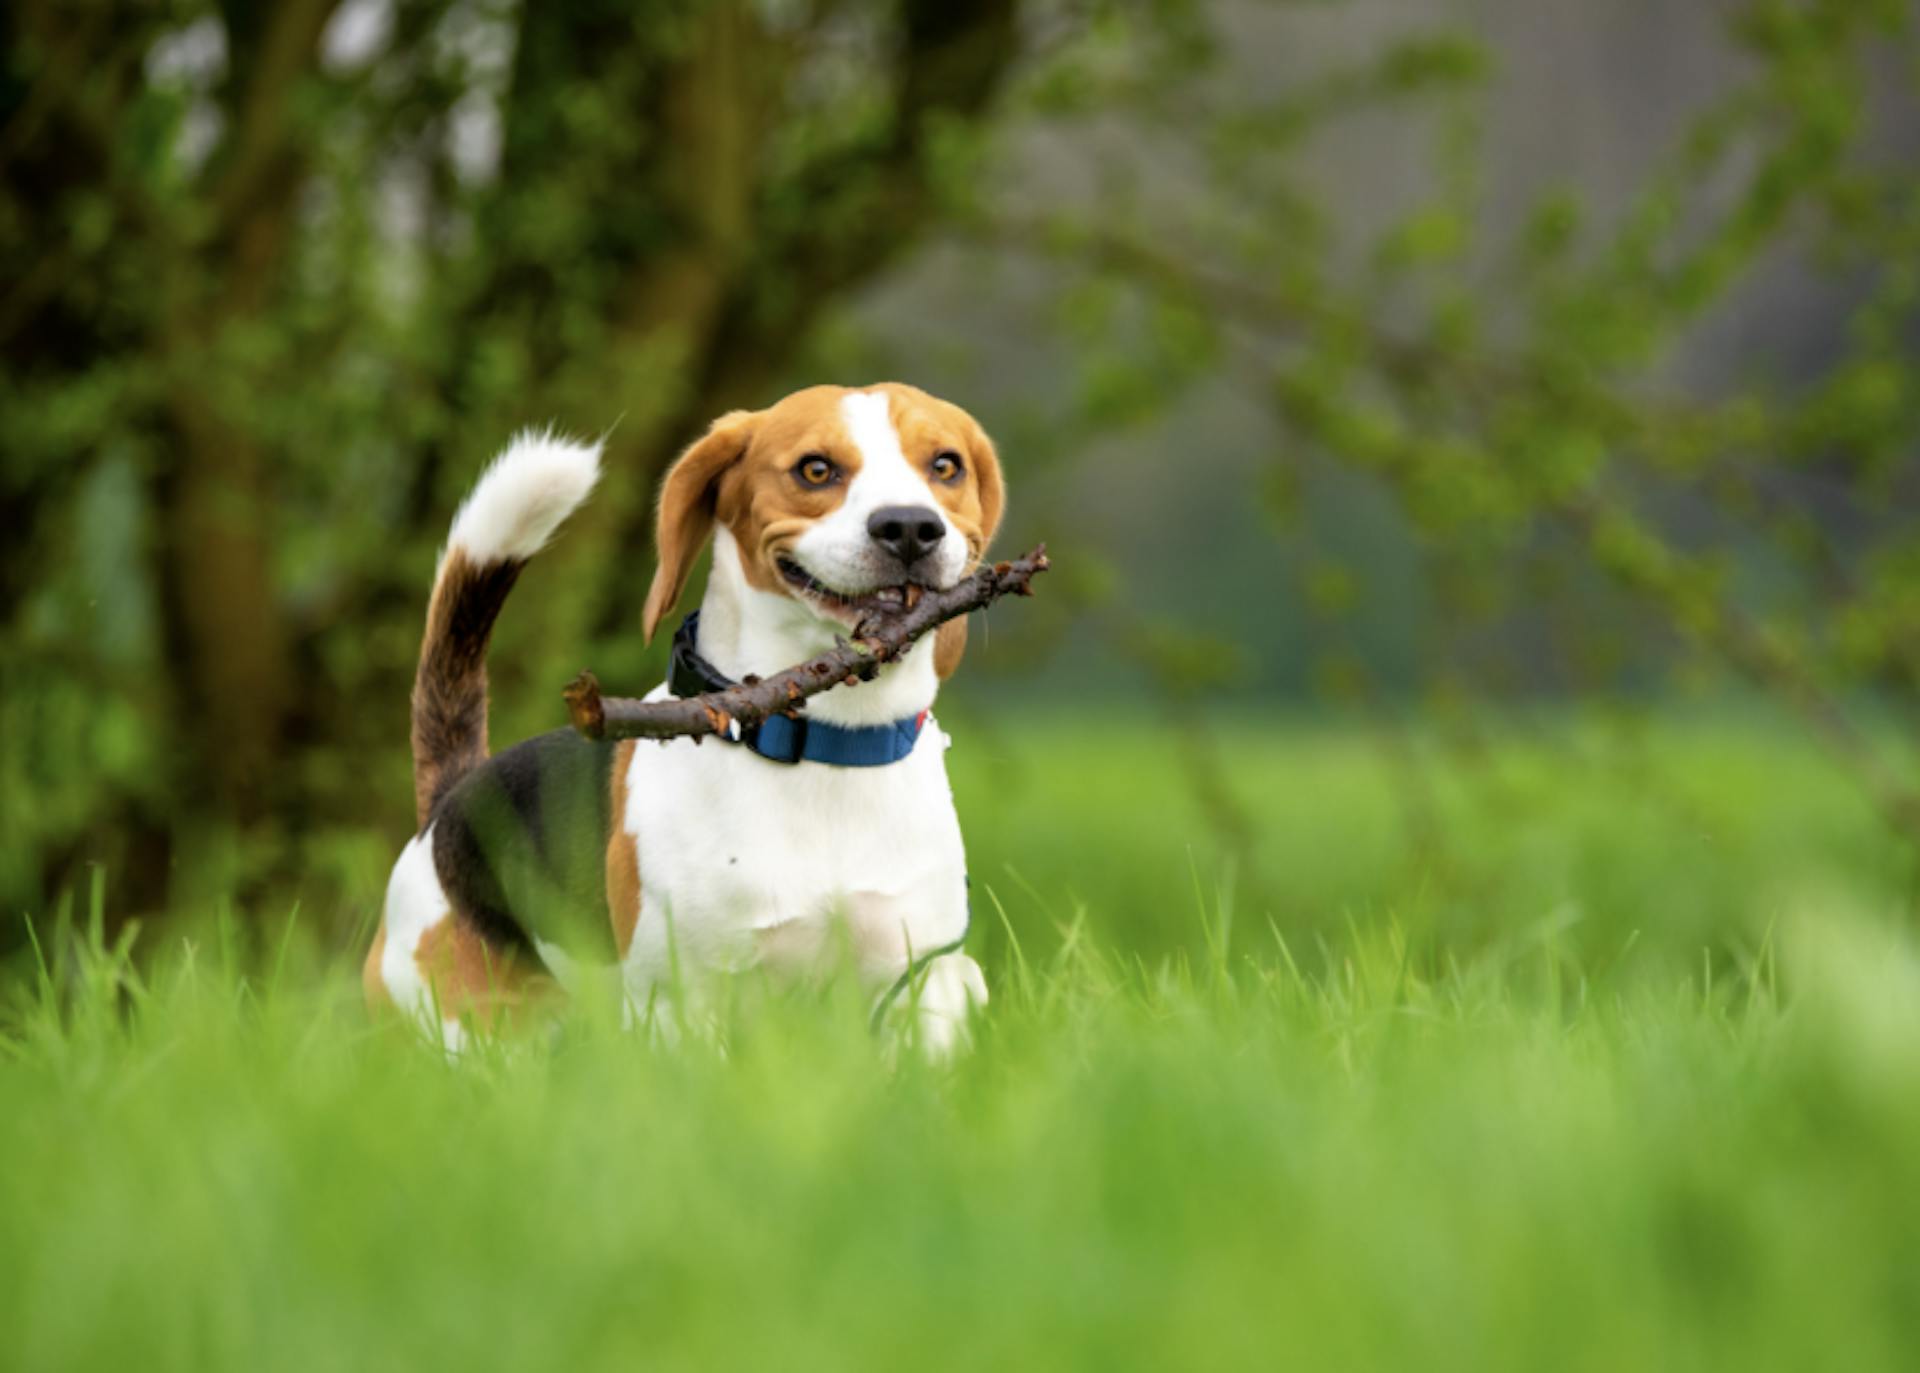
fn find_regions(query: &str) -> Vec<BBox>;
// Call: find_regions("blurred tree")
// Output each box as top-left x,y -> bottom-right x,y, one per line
2,0 -> 1016,923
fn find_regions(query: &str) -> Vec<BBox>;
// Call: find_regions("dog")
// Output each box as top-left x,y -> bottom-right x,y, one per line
363,383 -> 1004,1053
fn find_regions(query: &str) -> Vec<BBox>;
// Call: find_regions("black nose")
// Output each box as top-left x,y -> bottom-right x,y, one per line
867,505 -> 945,566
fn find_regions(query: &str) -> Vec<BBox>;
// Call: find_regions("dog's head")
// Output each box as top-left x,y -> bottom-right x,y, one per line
642,383 -> 1005,676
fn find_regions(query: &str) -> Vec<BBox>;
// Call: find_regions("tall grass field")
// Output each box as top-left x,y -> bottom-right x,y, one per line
6,712 -> 1920,1370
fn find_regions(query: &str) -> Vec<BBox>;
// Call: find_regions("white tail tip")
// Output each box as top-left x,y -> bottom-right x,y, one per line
448,427 -> 603,565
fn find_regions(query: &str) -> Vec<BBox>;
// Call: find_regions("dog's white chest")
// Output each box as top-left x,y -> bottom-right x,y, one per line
616,689 -> 971,991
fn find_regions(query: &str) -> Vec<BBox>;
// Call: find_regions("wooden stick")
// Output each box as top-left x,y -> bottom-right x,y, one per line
563,545 -> 1050,742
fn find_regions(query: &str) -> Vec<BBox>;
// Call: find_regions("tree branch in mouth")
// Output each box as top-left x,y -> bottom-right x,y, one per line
564,545 -> 1050,743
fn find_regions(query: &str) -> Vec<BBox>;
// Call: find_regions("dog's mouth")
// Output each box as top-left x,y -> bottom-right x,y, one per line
777,557 -> 927,620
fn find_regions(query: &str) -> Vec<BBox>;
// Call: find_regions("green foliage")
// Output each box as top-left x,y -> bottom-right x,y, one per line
990,0 -> 1920,851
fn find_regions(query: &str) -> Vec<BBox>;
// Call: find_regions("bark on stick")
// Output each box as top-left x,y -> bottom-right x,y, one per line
563,545 -> 1050,743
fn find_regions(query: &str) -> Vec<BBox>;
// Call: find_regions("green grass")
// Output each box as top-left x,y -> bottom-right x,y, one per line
6,712 -> 1920,1370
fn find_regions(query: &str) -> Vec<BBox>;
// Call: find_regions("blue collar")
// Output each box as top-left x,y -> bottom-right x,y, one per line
669,612 -> 928,767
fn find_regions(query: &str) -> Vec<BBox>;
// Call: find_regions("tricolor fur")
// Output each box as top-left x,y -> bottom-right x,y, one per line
365,385 -> 1004,1053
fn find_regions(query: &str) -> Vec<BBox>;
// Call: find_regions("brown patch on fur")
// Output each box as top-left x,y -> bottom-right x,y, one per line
934,618 -> 969,679
641,383 -> 1007,649
606,739 -> 642,958
362,924 -> 392,1012
414,912 -> 554,1030
410,547 -> 524,825
710,388 -> 863,600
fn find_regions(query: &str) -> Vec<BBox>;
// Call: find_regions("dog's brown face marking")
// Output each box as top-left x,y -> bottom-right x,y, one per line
642,383 -> 1004,645
712,387 -> 870,600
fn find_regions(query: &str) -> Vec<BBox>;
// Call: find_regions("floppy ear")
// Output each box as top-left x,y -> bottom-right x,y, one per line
934,618 -> 969,679
935,424 -> 1006,680
643,409 -> 757,642
969,423 -> 1005,553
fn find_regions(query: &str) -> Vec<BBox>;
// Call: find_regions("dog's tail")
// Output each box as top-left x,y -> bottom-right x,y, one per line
410,428 -> 602,827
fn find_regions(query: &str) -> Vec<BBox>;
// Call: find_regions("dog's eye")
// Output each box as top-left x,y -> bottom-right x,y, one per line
930,451 -> 964,483
794,455 -> 836,487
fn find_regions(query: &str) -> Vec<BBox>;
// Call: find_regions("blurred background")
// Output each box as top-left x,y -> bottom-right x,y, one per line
5,0 -> 1920,970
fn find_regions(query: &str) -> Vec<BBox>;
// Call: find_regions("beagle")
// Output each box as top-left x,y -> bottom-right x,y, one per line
363,383 -> 1005,1053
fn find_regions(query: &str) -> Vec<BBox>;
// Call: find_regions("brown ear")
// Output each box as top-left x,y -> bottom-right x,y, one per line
934,618 -> 968,679
642,410 -> 757,642
969,423 -> 1006,552
937,424 -> 1005,679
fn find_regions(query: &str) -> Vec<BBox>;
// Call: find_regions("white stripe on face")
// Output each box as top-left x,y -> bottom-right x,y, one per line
788,391 -> 967,593
841,391 -> 923,504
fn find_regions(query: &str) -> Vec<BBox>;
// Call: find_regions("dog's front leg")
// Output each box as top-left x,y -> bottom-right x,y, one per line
875,950 -> 988,1060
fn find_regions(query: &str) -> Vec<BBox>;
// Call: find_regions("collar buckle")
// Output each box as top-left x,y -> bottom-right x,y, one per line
744,713 -> 809,765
